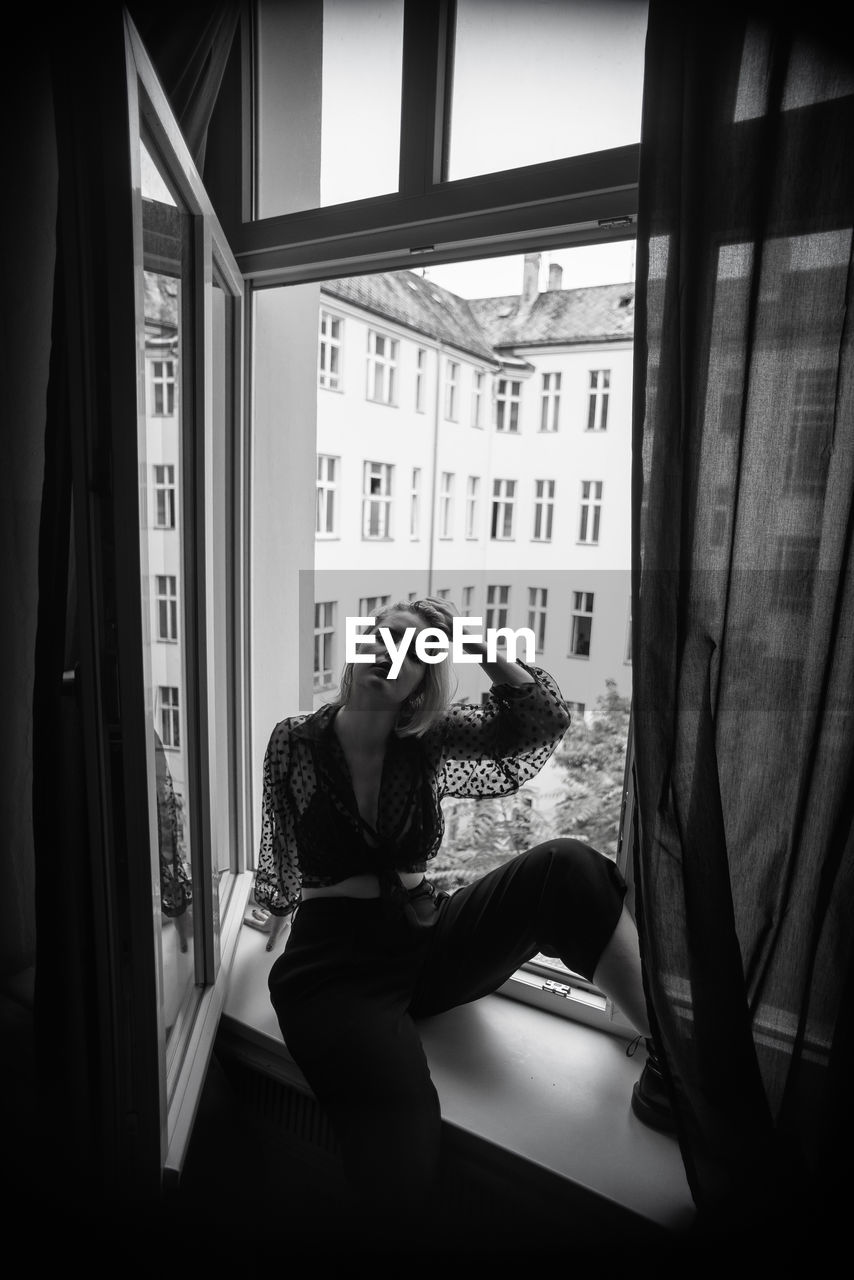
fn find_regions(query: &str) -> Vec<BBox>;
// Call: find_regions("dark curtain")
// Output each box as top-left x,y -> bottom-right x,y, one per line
34,0 -> 240,1198
632,0 -> 854,1251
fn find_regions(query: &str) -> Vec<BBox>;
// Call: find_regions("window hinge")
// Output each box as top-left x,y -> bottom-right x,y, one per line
542,979 -> 573,999
597,216 -> 634,228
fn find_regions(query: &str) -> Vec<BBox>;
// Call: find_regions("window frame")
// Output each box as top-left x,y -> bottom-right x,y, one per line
153,462 -> 176,529
570,590 -> 595,658
586,369 -> 611,432
540,371 -> 561,432
439,470 -> 455,539
415,346 -> 427,412
150,356 -> 176,416
578,479 -> 603,545
527,586 -> 548,653
495,378 -> 521,433
465,474 -> 480,539
490,477 -> 516,540
362,460 -> 394,539
444,358 -> 460,421
313,601 -> 336,690
471,369 -> 485,428
410,466 -> 422,539
155,573 -> 179,642
485,583 -> 510,631
532,478 -> 555,542
366,328 -> 399,405
318,308 -> 343,391
316,453 -> 339,538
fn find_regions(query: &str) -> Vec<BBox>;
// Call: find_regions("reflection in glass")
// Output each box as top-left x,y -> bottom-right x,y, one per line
139,140 -> 197,1051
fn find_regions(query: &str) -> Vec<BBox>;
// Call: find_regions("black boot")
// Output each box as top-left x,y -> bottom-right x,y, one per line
627,1036 -> 677,1134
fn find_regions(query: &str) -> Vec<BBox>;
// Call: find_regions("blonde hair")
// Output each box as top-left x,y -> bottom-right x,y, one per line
334,597 -> 457,737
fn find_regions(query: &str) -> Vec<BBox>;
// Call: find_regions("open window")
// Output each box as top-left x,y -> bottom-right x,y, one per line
242,0 -> 648,1040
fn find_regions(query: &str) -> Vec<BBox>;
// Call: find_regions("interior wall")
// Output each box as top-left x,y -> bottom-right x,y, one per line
0,39 -> 58,977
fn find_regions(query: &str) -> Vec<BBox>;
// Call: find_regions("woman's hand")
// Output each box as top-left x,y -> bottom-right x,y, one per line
414,597 -> 487,659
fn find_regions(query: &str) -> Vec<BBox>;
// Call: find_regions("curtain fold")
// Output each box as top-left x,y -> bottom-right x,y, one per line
632,0 -> 854,1246
128,0 -> 241,174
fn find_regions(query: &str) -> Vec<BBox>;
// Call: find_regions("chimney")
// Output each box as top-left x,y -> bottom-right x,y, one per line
522,252 -> 540,305
548,262 -> 563,291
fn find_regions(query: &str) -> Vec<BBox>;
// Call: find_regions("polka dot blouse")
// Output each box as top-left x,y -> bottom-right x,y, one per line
254,663 -> 572,917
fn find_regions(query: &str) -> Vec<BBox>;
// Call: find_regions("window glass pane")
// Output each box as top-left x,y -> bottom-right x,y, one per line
447,0 -> 647,181
257,0 -> 404,217
139,140 -> 196,1057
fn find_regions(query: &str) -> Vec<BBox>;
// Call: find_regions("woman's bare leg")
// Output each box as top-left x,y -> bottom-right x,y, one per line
592,903 -> 651,1038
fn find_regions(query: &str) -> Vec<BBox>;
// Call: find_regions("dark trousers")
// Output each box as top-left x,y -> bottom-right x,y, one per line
268,839 -> 626,1214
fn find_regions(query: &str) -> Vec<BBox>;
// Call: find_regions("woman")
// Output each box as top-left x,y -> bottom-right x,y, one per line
255,597 -> 668,1222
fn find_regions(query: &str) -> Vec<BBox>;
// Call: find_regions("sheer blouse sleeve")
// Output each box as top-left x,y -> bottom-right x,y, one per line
432,663 -> 571,799
254,720 -> 302,917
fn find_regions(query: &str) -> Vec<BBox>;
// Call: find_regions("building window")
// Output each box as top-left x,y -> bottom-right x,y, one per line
151,359 -> 175,416
587,370 -> 610,431
533,479 -> 555,541
465,475 -> 480,539
439,471 -> 455,538
436,588 -> 451,600
462,585 -> 475,614
313,602 -> 336,689
155,575 -> 178,642
359,594 -> 391,618
495,379 -> 521,432
784,368 -> 833,496
367,330 -> 398,404
709,484 -> 730,549
471,370 -> 485,427
415,347 -> 427,412
568,700 -> 586,721
362,461 -> 393,538
318,310 -> 342,390
316,454 -> 339,536
486,584 -> 510,631
490,478 -> 516,539
771,535 -> 820,614
579,481 -> 603,544
153,463 -> 176,529
540,372 -> 561,432
528,587 -> 548,652
445,360 -> 459,421
159,686 -> 180,749
570,591 -> 594,657
410,468 -> 421,539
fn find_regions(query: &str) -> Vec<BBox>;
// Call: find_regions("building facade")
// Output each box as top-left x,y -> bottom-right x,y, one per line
312,253 -> 635,720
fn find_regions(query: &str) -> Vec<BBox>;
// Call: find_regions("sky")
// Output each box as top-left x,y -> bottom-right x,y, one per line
422,242 -> 638,299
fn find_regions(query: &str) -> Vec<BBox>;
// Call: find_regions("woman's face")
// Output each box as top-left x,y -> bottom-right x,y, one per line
351,608 -> 433,705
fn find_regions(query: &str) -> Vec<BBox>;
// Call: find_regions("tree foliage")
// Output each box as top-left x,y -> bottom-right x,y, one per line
431,680 -> 631,893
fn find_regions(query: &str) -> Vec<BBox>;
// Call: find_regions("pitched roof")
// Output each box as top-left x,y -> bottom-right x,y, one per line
322,272 -> 500,365
467,282 -> 635,348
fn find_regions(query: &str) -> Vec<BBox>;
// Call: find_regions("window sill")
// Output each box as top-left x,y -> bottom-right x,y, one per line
221,920 -> 694,1238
